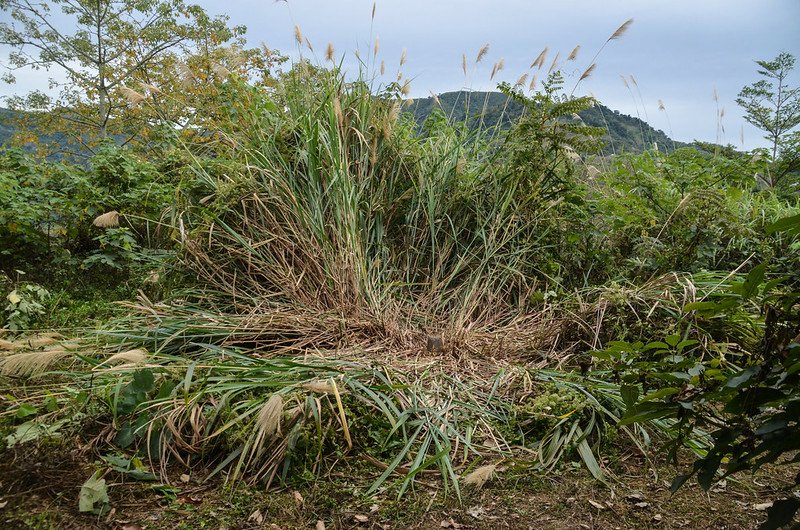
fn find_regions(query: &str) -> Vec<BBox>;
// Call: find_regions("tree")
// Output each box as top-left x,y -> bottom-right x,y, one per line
0,0 -> 248,152
736,52 -> 800,187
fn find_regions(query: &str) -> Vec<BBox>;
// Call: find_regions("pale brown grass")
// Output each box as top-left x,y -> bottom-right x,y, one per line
476,43 -> 490,64
579,63 -> 597,81
609,18 -> 634,41
530,47 -> 548,70
93,211 -> 120,228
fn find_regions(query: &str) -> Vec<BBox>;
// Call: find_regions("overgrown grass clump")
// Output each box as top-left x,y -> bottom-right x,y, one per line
2,58 -> 799,509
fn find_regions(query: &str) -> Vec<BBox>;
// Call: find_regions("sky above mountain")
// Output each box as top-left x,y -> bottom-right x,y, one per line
2,0 -> 799,151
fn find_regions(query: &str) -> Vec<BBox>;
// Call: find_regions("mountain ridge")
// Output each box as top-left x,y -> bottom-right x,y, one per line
407,90 -> 690,155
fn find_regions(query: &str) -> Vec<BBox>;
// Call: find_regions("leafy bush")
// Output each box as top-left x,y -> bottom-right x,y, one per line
597,213 -> 800,529
3,282 -> 49,330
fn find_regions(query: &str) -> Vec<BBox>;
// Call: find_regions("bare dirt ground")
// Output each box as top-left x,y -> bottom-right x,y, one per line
1,441 -> 797,529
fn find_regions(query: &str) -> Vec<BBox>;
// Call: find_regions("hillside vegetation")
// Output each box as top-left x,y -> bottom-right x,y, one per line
408,90 -> 690,154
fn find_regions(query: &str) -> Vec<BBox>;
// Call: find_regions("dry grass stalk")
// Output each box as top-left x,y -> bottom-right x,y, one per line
514,73 -> 528,88
400,48 -> 407,66
547,52 -> 561,74
380,60 -> 385,75
658,99 -> 666,111
371,1 -> 376,20
120,87 -> 145,106
400,80 -> 411,96
212,63 -> 231,78
0,339 -> 19,350
176,62 -> 193,85
256,393 -> 284,439
373,36 -> 379,57
461,53 -> 467,76
301,380 -> 336,394
304,37 -> 314,53
530,47 -> 548,69
579,63 -> 597,81
326,42 -> 335,62
629,74 -> 638,87
476,43 -> 490,64
95,348 -> 148,369
609,18 -> 634,41
333,97 -> 343,128
463,464 -> 496,488
140,82 -> 161,95
620,74 -> 630,89
25,336 -> 59,349
294,25 -> 303,46
529,74 -> 538,92
0,348 -> 70,376
567,45 -> 581,61
93,210 -> 120,228
490,59 -> 504,80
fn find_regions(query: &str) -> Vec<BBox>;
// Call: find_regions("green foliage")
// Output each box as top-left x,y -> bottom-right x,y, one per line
590,147 -> 793,279
0,145 -> 173,292
3,281 -> 49,330
600,213 -> 800,529
82,228 -> 141,270
78,471 -> 110,515
736,52 -> 800,189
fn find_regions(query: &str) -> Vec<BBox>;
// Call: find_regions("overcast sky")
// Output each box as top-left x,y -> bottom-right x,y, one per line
2,0 -> 799,150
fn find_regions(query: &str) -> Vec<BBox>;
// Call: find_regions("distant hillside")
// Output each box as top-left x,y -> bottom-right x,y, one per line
0,108 -> 18,146
407,91 -> 689,155
0,107 -> 72,155
2,91 -> 688,157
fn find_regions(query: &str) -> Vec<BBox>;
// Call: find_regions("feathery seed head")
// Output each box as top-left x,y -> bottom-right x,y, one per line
326,42 -> 335,62
120,87 -> 145,106
140,82 -> 161,95
294,25 -> 303,46
464,464 -> 496,488
490,58 -> 504,80
256,393 -> 284,439
531,47 -> 548,69
515,73 -> 528,88
609,18 -> 634,41
548,52 -> 561,74
567,45 -> 581,61
0,348 -> 70,377
400,48 -> 407,66
579,63 -> 597,81
461,53 -> 468,76
212,63 -> 231,78
476,43 -> 490,64
93,211 -> 120,228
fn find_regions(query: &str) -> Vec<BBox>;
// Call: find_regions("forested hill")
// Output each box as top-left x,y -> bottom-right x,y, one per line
0,108 -> 17,146
407,91 -> 690,154
1,92 -> 687,156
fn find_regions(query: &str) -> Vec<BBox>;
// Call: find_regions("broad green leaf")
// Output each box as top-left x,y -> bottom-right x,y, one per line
79,471 -> 110,514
